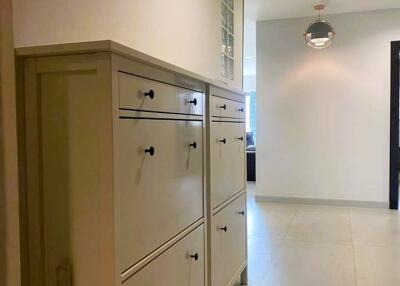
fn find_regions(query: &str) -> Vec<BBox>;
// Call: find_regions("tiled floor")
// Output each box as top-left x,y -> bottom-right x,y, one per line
246,183 -> 400,286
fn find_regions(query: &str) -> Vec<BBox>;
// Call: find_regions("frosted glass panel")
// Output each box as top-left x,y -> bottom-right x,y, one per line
221,0 -> 234,80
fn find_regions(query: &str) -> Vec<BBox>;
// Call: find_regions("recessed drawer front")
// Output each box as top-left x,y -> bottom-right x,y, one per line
123,224 -> 205,286
210,121 -> 245,209
211,96 -> 245,119
116,119 -> 204,272
119,72 -> 203,115
211,194 -> 246,286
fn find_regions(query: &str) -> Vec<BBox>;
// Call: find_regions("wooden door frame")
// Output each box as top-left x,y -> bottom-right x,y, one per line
0,0 -> 21,284
389,41 -> 400,210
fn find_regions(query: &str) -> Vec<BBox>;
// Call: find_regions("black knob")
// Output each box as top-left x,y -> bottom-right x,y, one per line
189,141 -> 197,149
218,226 -> 228,232
237,210 -> 245,216
144,146 -> 155,156
190,253 -> 199,261
236,136 -> 244,141
144,89 -> 155,99
237,107 -> 244,112
189,98 -> 197,106
219,138 -> 226,144
219,104 -> 227,110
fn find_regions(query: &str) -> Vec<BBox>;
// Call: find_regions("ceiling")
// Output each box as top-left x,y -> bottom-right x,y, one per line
246,0 -> 400,21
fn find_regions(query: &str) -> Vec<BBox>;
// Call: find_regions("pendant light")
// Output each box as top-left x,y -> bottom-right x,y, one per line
305,4 -> 335,49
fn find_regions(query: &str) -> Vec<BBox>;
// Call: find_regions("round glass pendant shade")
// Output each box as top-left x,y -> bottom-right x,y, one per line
305,20 -> 334,49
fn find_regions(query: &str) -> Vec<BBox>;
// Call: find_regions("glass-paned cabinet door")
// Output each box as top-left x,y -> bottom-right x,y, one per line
221,2 -> 228,28
227,0 -> 234,10
227,9 -> 234,34
221,28 -> 228,54
228,34 -> 234,57
221,0 -> 235,80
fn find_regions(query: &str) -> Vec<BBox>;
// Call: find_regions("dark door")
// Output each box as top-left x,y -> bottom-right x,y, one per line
389,41 -> 400,209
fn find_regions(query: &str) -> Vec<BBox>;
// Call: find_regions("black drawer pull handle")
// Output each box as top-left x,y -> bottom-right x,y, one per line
218,226 -> 228,232
236,136 -> 244,141
237,107 -> 244,112
237,210 -> 245,216
219,104 -> 227,110
144,89 -> 155,99
144,146 -> 155,156
190,253 -> 199,261
219,138 -> 226,144
189,98 -> 197,106
189,142 -> 197,149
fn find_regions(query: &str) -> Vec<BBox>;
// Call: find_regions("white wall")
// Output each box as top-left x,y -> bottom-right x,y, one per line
256,9 -> 400,204
243,18 -> 256,92
12,0 -> 243,89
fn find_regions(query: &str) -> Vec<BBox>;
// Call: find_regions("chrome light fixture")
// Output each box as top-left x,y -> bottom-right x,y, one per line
305,4 -> 335,49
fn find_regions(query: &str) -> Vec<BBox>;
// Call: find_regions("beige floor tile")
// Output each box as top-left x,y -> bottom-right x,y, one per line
260,240 -> 357,286
354,243 -> 400,286
286,207 -> 352,244
247,237 -> 284,285
246,184 -> 400,286
350,208 -> 400,246
247,202 -> 298,239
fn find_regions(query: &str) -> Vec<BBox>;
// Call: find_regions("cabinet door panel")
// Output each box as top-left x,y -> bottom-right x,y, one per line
211,195 -> 247,286
116,119 -> 204,271
210,121 -> 245,209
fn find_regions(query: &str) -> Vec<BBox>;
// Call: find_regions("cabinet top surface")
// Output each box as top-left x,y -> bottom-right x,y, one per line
15,40 -> 245,97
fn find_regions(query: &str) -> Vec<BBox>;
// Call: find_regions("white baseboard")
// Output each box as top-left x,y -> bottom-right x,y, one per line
255,195 -> 389,209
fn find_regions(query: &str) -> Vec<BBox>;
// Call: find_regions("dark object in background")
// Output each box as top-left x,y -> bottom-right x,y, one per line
246,132 -> 256,181
247,151 -> 256,181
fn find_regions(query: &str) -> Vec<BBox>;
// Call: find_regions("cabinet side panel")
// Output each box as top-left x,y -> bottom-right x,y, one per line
24,53 -> 115,286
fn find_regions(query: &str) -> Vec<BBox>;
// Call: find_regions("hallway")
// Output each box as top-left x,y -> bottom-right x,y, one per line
247,183 -> 400,286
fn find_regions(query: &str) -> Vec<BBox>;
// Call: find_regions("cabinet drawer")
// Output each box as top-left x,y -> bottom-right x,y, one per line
119,72 -> 203,115
211,194 -> 247,286
211,96 -> 245,119
116,119 -> 204,272
123,225 -> 205,286
210,121 -> 245,209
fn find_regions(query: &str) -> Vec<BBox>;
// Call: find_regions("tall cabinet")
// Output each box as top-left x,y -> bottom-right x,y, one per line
17,41 -> 247,286
207,86 -> 247,286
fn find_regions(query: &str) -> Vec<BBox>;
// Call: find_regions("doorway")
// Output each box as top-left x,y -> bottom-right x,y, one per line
389,41 -> 400,210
